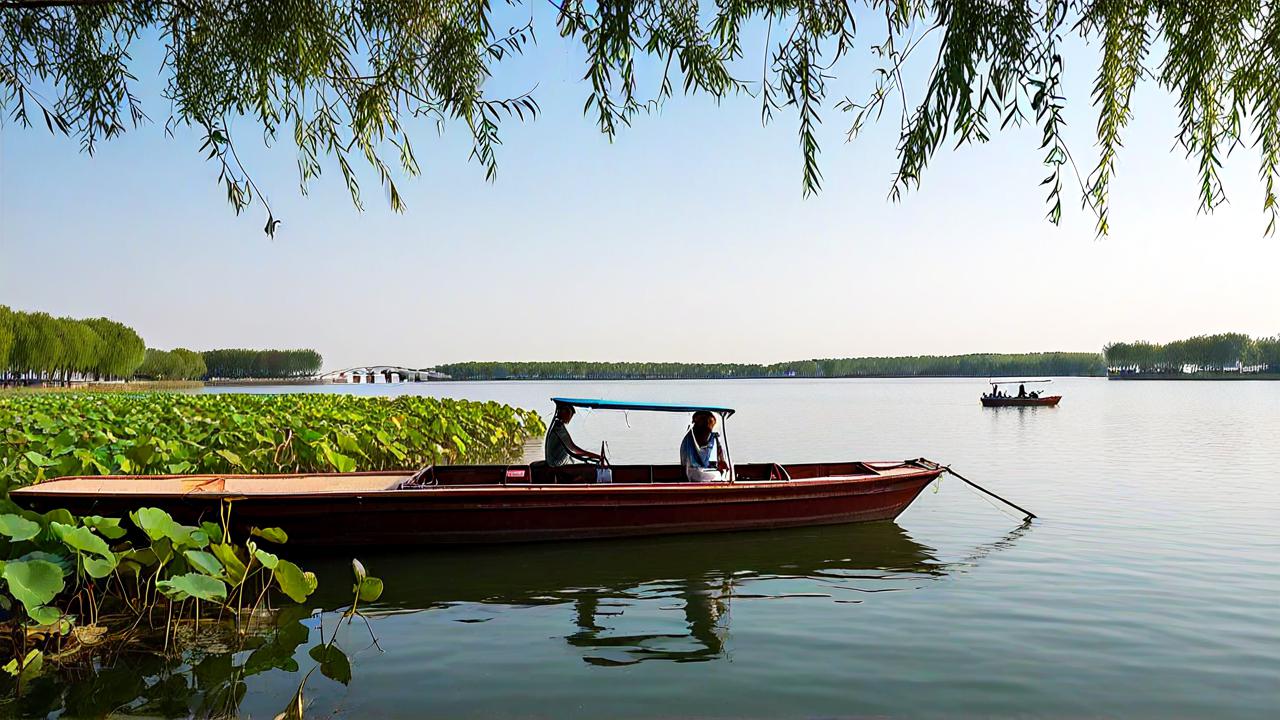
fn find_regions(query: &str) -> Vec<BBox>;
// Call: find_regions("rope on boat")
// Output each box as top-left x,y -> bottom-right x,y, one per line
916,459 -> 1037,521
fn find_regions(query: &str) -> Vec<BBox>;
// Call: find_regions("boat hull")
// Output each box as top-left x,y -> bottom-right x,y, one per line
980,395 -> 1061,407
11,462 -> 943,546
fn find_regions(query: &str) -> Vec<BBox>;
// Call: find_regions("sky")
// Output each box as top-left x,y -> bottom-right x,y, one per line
1,7 -> 1277,372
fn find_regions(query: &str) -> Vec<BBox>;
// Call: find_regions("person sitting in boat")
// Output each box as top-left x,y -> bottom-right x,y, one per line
680,411 -> 729,482
1018,383 -> 1027,398
545,402 -> 603,467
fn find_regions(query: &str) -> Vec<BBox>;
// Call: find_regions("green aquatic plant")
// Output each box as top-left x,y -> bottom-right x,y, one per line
0,501 -> 337,696
271,557 -> 386,720
0,392 -> 545,492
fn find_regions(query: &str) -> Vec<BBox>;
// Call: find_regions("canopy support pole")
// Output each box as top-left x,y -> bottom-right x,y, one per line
718,411 -> 735,483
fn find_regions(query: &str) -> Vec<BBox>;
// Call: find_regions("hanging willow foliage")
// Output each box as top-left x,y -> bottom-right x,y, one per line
3,1 -> 1279,235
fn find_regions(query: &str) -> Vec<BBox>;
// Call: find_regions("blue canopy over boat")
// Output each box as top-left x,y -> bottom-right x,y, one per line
551,397 -> 736,417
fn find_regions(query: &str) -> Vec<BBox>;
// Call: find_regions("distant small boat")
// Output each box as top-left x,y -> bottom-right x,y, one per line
12,398 -> 946,546
980,395 -> 1061,407
980,380 -> 1061,407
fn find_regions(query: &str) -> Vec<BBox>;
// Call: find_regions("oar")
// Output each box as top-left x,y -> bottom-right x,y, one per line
923,462 -> 1036,521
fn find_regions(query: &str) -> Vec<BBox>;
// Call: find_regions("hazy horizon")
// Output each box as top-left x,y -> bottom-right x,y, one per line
3,5 -> 1276,371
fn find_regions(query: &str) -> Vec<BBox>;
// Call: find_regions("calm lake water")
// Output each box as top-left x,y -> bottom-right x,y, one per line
18,378 -> 1280,718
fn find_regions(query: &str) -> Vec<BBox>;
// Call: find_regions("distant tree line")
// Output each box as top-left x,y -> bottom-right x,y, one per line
134,348 -> 207,381
201,349 -> 323,379
1,305 -> 325,384
1105,334 -> 1280,374
0,305 -> 146,385
436,353 -> 1106,381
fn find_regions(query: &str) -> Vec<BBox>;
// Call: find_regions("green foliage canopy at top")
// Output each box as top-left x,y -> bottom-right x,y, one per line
4,1 -> 1280,235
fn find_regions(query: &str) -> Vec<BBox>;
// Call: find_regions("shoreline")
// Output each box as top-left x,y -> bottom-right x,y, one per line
417,373 -> 1105,382
0,380 -> 204,394
1108,373 -> 1280,381
204,378 -> 325,386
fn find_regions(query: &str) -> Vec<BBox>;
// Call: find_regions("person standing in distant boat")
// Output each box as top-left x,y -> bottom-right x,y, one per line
544,402 -> 603,467
681,411 -> 729,482
1018,383 -> 1027,398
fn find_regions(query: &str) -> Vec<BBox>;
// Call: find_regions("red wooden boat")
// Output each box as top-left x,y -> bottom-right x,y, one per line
981,395 -> 1061,407
980,379 -> 1062,407
11,398 -> 945,547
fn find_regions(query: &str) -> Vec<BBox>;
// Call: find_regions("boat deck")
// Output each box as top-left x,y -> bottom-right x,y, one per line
14,473 -> 409,496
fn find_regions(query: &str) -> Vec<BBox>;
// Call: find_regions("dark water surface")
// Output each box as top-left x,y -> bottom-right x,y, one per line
25,379 -> 1280,718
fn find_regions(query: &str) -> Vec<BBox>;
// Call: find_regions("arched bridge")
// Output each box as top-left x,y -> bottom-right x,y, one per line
318,366 -> 452,384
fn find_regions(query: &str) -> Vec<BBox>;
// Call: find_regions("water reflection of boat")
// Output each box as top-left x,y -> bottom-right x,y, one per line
308,522 -> 943,665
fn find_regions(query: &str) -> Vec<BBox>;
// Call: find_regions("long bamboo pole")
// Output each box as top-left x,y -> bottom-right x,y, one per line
943,467 -> 1037,520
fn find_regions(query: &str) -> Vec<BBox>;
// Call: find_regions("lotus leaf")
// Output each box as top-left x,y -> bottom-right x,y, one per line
151,537 -> 175,565
251,526 -> 289,544
12,550 -> 72,576
210,543 -> 247,584
156,573 -> 227,602
82,555 -> 118,579
81,515 -> 127,539
42,508 -> 75,528
184,550 -> 224,577
308,643 -> 352,685
254,549 -> 279,570
130,507 -> 176,542
336,432 -> 365,458
0,513 -> 40,541
24,450 -> 53,467
272,559 -> 315,603
356,576 -> 384,603
216,449 -> 243,467
2,559 -> 65,612
244,642 -> 300,675
129,507 -> 205,549
51,522 -> 112,558
243,607 -> 312,676
200,521 -> 224,544
118,546 -> 160,577
27,605 -> 63,626
2,649 -> 43,681
321,445 -> 357,473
